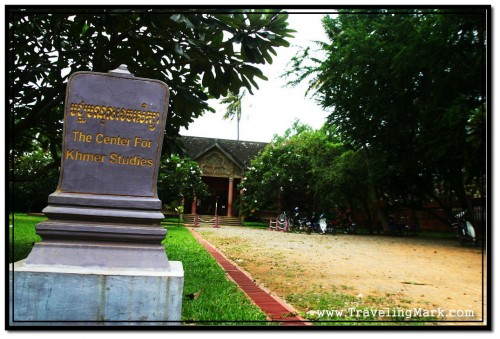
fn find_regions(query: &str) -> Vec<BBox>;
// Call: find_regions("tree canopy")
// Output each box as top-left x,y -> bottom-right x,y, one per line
157,154 -> 208,210
284,8 -> 487,214
9,8 -> 295,183
240,121 -> 369,217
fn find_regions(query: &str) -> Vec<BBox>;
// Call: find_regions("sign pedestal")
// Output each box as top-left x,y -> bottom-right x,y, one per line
10,66 -> 183,326
10,260 -> 183,326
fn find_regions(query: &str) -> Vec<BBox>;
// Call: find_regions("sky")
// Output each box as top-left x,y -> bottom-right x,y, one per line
180,12 -> 332,143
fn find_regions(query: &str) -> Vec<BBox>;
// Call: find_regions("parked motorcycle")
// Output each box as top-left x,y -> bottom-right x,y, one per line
306,212 -> 321,234
451,211 -> 477,246
288,207 -> 309,233
388,215 -> 419,236
404,216 -> 420,236
277,212 -> 288,232
342,217 -> 357,234
323,215 -> 338,235
307,213 -> 337,235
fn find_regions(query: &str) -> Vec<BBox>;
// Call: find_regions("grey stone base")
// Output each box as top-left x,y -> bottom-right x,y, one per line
9,260 -> 184,326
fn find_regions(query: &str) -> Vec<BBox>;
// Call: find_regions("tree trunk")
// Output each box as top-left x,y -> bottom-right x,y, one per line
237,116 -> 240,142
363,199 -> 374,234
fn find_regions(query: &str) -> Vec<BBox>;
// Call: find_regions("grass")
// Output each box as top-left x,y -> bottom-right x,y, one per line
285,285 -> 439,325
161,223 -> 271,325
8,213 -> 270,325
343,226 -> 457,239
8,213 -> 44,263
416,231 -> 457,239
242,221 -> 269,229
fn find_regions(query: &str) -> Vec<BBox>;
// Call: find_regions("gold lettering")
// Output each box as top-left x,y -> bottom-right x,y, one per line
70,103 -> 78,116
65,149 -> 105,163
149,112 -> 160,131
95,133 -> 104,143
96,106 -> 104,119
109,153 -> 118,164
65,149 -> 75,160
77,102 -> 83,116
108,153 -> 153,167
72,130 -> 92,143
84,103 -> 94,118
134,136 -> 153,148
95,133 -> 130,146
79,153 -> 93,161
69,101 -> 161,130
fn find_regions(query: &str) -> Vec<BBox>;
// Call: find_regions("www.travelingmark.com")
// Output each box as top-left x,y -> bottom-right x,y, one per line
312,307 -> 476,319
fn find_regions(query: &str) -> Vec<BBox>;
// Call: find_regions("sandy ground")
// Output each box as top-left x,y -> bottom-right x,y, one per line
195,226 -> 487,324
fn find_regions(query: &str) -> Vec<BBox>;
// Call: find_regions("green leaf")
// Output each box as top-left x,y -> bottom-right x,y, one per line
81,22 -> 89,35
270,13 -> 289,27
259,46 -> 273,64
243,64 -> 268,81
9,9 -> 294,183
213,30 -> 224,45
202,69 -> 214,89
213,14 -> 240,29
242,73 -> 260,90
170,14 -> 182,22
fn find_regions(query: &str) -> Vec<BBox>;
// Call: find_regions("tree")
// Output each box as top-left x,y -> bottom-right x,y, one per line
220,90 -> 246,141
239,121 -> 371,218
157,154 -> 208,210
8,8 -> 295,183
307,125 -> 371,214
9,143 -> 59,212
240,121 -> 312,215
284,9 -> 487,217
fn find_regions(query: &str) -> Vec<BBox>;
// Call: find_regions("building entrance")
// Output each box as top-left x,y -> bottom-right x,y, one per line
197,190 -> 228,216
178,136 -> 268,218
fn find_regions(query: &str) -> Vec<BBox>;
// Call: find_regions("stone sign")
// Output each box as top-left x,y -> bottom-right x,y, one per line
10,65 -> 184,325
60,69 -> 168,197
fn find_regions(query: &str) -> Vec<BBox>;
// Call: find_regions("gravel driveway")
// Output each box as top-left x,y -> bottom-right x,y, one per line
195,226 -> 486,324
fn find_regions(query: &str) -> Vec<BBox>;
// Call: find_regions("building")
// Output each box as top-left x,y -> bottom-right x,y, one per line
178,136 -> 267,220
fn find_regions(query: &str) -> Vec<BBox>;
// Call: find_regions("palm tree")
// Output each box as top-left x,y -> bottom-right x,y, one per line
221,90 -> 246,142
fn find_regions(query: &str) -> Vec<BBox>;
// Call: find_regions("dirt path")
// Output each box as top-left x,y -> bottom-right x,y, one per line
195,226 -> 486,324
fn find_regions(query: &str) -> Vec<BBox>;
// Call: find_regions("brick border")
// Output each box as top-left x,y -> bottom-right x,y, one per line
189,228 -> 311,326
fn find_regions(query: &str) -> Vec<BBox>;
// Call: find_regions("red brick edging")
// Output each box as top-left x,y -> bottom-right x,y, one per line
189,228 -> 310,326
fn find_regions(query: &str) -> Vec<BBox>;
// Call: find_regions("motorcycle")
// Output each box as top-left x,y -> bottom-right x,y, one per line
323,216 -> 338,235
342,217 -> 357,234
288,207 -> 310,233
277,212 -> 288,232
307,213 -> 337,235
451,211 -> 477,246
403,216 -> 420,236
306,212 -> 321,234
388,215 -> 419,236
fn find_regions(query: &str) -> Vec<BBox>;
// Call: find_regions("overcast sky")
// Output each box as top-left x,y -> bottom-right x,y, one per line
180,12 -> 332,142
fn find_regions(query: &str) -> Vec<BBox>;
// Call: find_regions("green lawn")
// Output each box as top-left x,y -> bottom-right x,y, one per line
161,223 -> 270,325
8,213 -> 44,263
8,213 -> 270,325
